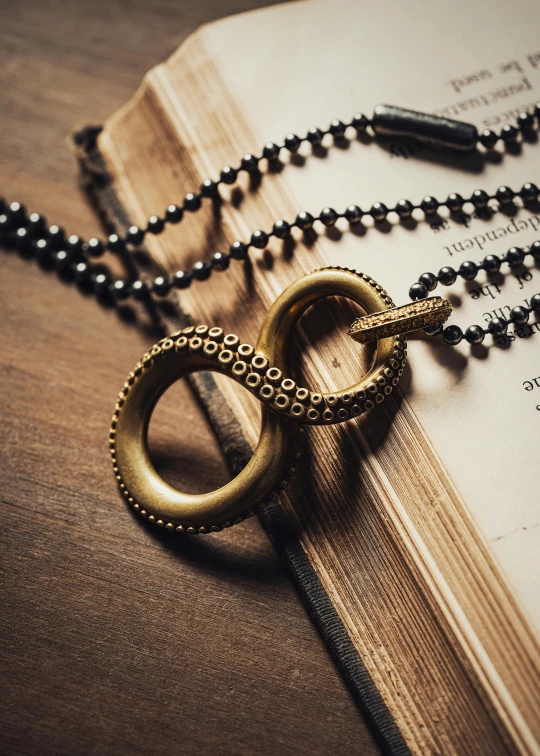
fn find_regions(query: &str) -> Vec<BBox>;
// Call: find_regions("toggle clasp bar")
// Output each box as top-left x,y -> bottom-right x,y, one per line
348,297 -> 452,344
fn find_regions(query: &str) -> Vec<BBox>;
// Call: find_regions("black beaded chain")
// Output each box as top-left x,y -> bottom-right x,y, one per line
409,241 -> 540,345
1,103 -> 540,306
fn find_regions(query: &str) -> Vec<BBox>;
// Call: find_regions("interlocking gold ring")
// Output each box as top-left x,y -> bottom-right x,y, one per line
110,267 -> 406,534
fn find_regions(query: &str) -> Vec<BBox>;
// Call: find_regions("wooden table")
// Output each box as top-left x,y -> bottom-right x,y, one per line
0,2 -> 378,753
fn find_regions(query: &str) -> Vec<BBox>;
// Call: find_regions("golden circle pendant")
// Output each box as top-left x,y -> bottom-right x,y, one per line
109,267 -> 406,534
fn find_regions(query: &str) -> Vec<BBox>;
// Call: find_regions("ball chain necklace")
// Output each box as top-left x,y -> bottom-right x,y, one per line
2,103 -> 540,534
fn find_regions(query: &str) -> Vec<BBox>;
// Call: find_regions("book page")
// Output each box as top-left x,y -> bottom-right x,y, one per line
202,0 -> 540,632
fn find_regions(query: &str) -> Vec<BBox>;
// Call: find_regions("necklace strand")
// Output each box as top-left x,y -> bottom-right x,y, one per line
2,182 -> 539,303
408,242 -> 540,345
1,103 -> 540,316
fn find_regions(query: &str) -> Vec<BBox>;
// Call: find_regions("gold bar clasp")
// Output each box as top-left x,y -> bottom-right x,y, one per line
348,296 -> 452,344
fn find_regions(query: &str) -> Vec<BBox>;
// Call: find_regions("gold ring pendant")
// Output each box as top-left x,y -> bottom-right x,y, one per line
110,267 -> 407,534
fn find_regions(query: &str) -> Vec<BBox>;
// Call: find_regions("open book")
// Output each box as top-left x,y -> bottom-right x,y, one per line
86,0 -> 540,752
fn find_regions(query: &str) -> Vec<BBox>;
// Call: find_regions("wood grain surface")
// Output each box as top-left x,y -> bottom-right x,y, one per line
0,2 -> 378,753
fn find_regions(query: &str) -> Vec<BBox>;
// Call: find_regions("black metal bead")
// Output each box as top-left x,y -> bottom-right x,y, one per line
74,261 -> 90,283
409,282 -> 429,301
211,251 -> 230,271
48,224 -> 65,250
220,166 -> 237,184
67,234 -> 85,254
459,261 -> 479,280
240,154 -> 259,173
446,193 -> 464,213
251,229 -> 269,248
93,273 -> 110,295
535,102 -> 540,120
306,128 -> 323,147
107,233 -> 124,252
370,202 -> 388,222
132,280 -> 149,300
166,204 -> 183,224
284,133 -> 301,152
147,215 -> 165,235
488,317 -> 508,336
420,196 -> 439,216
319,207 -> 338,227
506,245 -> 526,271
0,212 -> 13,236
183,193 -> 201,212
395,199 -> 414,219
173,270 -> 192,289
126,225 -> 145,245
8,201 -> 26,225
419,272 -> 437,292
505,246 -> 524,267
229,240 -> 248,260
54,249 -> 72,271
0,198 -> 6,214
464,325 -> 485,345
329,119 -> 346,139
443,325 -> 463,345
33,238 -> 51,259
14,227 -> 31,250
87,237 -> 104,257
438,266 -> 457,285
262,142 -> 280,161
471,189 -> 490,209
152,275 -> 172,295
273,220 -> 291,239
479,129 -> 498,149
500,124 -> 518,143
27,213 -> 46,238
530,293 -> 540,311
482,254 -> 501,273
111,279 -> 131,300
344,205 -> 362,224
520,183 -> 539,203
200,179 -> 219,198
191,261 -> 211,281
510,306 -> 529,325
295,212 -> 314,231
530,241 -> 540,261
424,323 -> 443,336
352,113 -> 369,132
495,186 -> 515,205
517,111 -> 534,131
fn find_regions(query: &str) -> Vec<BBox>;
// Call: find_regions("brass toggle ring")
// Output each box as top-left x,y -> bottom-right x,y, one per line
110,267 -> 407,534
